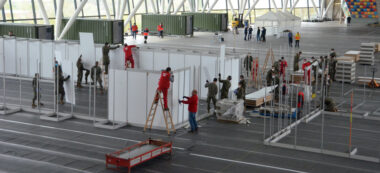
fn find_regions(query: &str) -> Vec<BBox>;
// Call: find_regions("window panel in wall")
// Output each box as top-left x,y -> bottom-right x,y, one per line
10,0 -> 34,20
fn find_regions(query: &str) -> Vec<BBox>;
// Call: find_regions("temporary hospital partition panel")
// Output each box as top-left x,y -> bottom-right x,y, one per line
200,55 -> 218,99
184,53 -> 201,96
138,49 -> 154,70
169,52 -> 185,70
40,41 -> 54,79
109,47 -> 124,70
95,45 -> 103,63
0,38 -> 3,73
153,51 -> 169,71
80,33 -> 96,70
28,40 -> 40,77
126,70 -> 148,125
108,69 -> 128,122
67,42 -> 80,81
61,60 -> 75,104
4,38 -> 16,74
231,58 -> 240,92
16,39 -> 29,77
54,41 -> 67,61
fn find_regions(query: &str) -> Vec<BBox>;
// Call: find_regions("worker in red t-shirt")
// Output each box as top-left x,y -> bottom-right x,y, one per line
155,67 -> 173,111
130,23 -> 138,40
123,43 -> 136,69
280,57 -> 288,78
297,91 -> 304,118
180,90 -> 199,133
157,23 -> 164,38
302,59 -> 312,85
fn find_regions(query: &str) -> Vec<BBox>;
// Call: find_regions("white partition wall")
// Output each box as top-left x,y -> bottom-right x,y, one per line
40,41 -> 54,79
67,42 -> 80,81
16,39 -> 28,76
108,68 -> 191,129
4,38 -> 16,74
29,40 -> 40,77
200,55 -> 218,99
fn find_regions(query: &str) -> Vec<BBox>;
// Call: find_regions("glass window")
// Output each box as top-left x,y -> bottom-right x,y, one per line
10,0 -> 34,20
99,0 -> 114,18
256,0 -> 270,9
62,0 -> 76,18
82,0 -> 100,17
34,0 -> 56,23
2,1 -> 12,21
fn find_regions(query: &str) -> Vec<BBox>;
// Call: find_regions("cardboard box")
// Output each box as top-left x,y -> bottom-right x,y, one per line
336,56 -> 355,62
344,51 -> 360,62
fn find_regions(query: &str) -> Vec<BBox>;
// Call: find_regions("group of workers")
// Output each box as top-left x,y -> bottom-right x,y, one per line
130,22 -> 164,44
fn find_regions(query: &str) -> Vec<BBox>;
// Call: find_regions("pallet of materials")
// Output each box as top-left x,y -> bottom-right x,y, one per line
259,107 -> 297,119
359,43 -> 375,65
245,86 -> 276,107
291,72 -> 315,84
335,60 -> 356,83
343,51 -> 360,62
106,139 -> 172,173
215,99 -> 249,124
356,77 -> 380,85
336,56 -> 355,61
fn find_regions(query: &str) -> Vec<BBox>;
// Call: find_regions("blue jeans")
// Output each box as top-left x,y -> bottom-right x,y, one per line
188,112 -> 197,131
256,34 -> 260,41
132,31 -> 137,39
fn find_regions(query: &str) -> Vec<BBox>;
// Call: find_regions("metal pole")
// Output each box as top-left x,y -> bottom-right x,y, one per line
264,79 -> 267,140
71,62 -> 74,115
18,58 -> 21,108
320,58 -> 325,150
36,0 -> 50,24
93,66 -> 96,124
58,0 -> 89,40
149,0 -> 157,13
112,70 -> 115,127
173,0 -> 186,14
89,67 -> 92,123
123,0 -> 144,27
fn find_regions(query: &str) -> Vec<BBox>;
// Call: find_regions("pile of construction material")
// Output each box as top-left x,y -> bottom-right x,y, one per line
245,85 -> 276,107
215,99 -> 250,124
259,105 -> 297,119
359,43 -> 375,65
335,60 -> 356,83
344,51 -> 360,62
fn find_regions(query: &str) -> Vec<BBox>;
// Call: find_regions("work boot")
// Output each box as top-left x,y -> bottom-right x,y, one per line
164,107 -> 169,111
59,99 -> 64,105
40,103 -> 44,106
32,103 -> 36,108
77,84 -> 82,88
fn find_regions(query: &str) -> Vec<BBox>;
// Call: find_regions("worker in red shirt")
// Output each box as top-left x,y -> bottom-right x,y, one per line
130,23 -> 138,40
157,23 -> 164,38
280,57 -> 288,78
302,59 -> 312,85
180,90 -> 199,133
297,91 -> 304,118
123,43 -> 136,69
155,67 -> 173,111
143,28 -> 149,44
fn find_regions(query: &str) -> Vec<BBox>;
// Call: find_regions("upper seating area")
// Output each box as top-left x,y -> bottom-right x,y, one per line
345,0 -> 379,18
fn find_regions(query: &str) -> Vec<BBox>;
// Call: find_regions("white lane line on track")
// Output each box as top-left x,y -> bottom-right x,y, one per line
0,153 -> 91,173
0,141 -> 104,163
0,118 -> 186,151
190,153 -> 308,173
0,128 -> 119,151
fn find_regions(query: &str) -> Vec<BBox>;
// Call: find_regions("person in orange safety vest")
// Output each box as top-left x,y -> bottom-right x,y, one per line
157,23 -> 164,38
143,28 -> 149,44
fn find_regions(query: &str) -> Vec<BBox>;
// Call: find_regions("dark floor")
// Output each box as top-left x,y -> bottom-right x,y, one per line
0,22 -> 380,172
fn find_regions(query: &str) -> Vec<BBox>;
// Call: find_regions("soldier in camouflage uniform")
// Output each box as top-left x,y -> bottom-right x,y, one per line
266,67 -> 275,86
236,82 -> 244,100
32,73 -> 43,108
76,55 -> 89,88
102,42 -> 119,74
91,61 -> 104,94
205,78 -> 218,113
218,74 -> 231,99
239,75 -> 246,100
293,51 -> 302,72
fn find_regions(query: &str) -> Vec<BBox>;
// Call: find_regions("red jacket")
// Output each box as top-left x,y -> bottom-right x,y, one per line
280,60 -> 288,73
157,25 -> 163,31
297,92 -> 304,108
124,45 -> 136,58
182,95 -> 198,113
131,25 -> 138,32
159,71 -> 171,89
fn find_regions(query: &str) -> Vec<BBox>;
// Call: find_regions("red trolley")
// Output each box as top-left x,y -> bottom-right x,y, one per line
106,139 -> 172,172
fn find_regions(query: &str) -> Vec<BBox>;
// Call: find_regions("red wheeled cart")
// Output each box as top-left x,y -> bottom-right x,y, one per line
106,139 -> 172,173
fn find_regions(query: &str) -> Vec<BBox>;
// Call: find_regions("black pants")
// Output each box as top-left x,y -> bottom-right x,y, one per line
288,38 -> 293,47
261,35 -> 266,42
104,64 -> 109,74
295,40 -> 300,48
159,31 -> 163,38
32,90 -> 41,105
